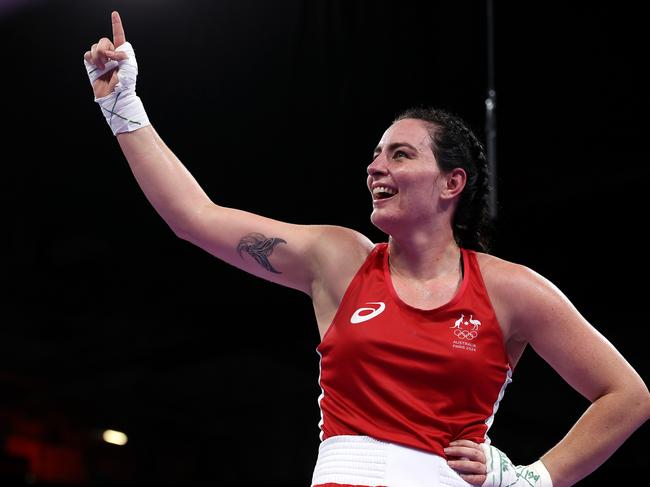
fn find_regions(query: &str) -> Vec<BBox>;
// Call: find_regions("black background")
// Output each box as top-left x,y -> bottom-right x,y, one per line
1,0 -> 648,485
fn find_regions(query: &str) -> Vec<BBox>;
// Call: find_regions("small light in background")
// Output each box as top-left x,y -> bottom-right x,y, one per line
102,429 -> 128,446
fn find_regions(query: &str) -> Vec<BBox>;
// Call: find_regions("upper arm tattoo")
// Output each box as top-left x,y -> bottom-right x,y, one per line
237,232 -> 287,274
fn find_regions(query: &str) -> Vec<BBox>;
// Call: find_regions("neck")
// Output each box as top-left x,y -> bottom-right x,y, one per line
387,225 -> 460,282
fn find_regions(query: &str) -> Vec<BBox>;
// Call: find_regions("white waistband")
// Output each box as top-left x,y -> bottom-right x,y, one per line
311,435 -> 472,487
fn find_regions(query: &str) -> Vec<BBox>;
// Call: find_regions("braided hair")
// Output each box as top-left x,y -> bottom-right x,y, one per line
393,107 -> 492,252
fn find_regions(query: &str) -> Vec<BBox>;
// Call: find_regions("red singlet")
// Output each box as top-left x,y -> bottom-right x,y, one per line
316,243 -> 512,458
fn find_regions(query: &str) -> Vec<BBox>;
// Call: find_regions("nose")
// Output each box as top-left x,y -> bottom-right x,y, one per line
367,152 -> 388,177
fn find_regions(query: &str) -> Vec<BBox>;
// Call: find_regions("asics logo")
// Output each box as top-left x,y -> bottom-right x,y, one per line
350,302 -> 386,324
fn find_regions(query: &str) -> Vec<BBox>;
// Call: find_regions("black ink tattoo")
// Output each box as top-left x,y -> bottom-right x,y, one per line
237,232 -> 287,274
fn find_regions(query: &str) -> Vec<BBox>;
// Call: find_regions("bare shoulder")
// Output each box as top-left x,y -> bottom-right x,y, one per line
312,225 -> 375,278
477,251 -> 598,345
475,252 -> 562,342
476,252 -> 546,290
475,252 -> 535,306
478,252 -> 649,405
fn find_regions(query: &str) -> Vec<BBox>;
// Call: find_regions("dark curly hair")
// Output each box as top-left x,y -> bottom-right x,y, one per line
393,107 -> 492,252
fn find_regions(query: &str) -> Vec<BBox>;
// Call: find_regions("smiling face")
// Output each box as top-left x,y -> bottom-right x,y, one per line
367,118 -> 465,236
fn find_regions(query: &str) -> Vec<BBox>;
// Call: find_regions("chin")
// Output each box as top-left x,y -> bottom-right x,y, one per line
370,211 -> 396,236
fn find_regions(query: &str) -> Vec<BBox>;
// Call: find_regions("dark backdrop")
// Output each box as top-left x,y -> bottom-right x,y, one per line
1,0 -> 647,485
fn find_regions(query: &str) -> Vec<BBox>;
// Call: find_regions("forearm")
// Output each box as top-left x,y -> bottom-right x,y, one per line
83,33 -> 213,237
541,388 -> 650,487
116,125 -> 213,237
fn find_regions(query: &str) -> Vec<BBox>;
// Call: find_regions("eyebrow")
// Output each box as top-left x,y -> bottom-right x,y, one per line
373,141 -> 419,157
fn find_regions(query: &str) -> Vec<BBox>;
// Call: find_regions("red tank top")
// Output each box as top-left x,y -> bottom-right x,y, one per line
316,243 -> 512,458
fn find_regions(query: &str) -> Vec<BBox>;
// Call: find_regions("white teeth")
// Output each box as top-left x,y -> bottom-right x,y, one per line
372,186 -> 397,196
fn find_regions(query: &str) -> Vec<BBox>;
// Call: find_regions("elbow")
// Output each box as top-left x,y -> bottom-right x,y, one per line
168,204 -> 211,242
625,382 -> 650,426
642,389 -> 650,424
165,214 -> 194,241
172,226 -> 190,241
170,222 -> 195,242
632,374 -> 650,423
596,378 -> 650,427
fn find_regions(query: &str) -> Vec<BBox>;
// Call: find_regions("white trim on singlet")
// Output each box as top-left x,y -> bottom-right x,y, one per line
316,348 -> 325,441
483,366 -> 513,444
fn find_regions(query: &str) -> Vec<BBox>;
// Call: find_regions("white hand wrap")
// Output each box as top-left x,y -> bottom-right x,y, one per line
84,42 -> 150,135
481,444 -> 553,487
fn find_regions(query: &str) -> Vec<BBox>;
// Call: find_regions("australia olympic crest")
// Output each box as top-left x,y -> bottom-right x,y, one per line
450,313 -> 481,352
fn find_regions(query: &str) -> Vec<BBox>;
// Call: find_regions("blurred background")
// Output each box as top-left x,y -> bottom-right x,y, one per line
1,0 -> 648,485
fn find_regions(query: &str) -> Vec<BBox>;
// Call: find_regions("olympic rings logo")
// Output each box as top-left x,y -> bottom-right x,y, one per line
453,329 -> 478,340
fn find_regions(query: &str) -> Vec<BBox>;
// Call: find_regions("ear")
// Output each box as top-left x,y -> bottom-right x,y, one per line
440,167 -> 467,200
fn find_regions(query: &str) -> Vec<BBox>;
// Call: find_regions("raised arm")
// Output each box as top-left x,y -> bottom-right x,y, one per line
83,12 -> 373,295
505,264 -> 650,487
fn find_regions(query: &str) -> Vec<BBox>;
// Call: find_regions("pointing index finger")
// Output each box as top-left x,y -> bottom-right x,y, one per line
111,11 -> 126,47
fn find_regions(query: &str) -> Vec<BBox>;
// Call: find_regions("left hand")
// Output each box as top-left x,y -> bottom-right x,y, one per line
444,439 -> 487,486
83,11 -> 130,99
